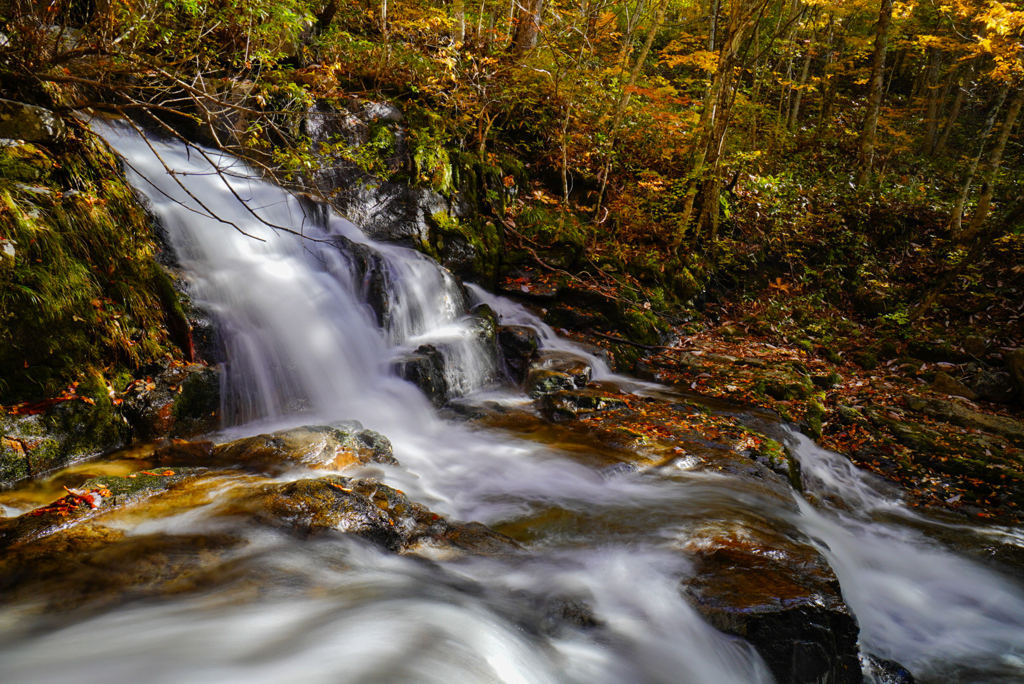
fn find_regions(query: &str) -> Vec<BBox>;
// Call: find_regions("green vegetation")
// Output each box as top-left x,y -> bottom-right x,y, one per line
0,136 -> 173,403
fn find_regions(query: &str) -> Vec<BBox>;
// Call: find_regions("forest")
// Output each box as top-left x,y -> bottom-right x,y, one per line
3,2 -> 1024,683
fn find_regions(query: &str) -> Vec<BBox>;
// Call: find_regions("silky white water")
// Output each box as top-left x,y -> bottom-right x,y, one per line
2,123 -> 1023,684
786,431 -> 1024,682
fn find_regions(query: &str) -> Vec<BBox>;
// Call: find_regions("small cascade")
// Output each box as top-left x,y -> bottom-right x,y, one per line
786,430 -> 1024,681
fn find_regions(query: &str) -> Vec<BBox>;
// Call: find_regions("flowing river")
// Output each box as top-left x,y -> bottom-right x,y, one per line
2,123 -> 1024,683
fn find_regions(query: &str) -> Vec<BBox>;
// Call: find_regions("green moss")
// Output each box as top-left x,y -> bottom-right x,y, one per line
172,368 -> 220,421
852,351 -> 878,370
423,211 -> 503,285
0,133 -> 174,403
621,307 -> 669,347
672,267 -> 702,301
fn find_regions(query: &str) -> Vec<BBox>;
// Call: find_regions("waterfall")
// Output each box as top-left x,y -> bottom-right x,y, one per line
5,121 -> 1013,684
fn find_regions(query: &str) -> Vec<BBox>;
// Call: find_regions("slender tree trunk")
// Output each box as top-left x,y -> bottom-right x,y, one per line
935,59 -> 975,154
453,0 -> 466,41
788,38 -> 813,131
959,88 -> 1024,244
709,0 -> 720,52
918,47 -> 941,154
951,87 -> 1008,234
315,0 -> 339,31
856,0 -> 893,186
592,0 -> 671,217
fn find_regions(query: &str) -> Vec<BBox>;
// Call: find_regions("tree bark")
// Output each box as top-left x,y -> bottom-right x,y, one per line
950,87 -> 1007,234
934,59 -> 975,154
856,0 -> 893,186
453,0 -> 466,42
958,87 -> 1024,244
787,37 -> 813,131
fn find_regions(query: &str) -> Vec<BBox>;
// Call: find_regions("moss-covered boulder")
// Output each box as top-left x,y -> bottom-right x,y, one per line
0,133 -> 175,405
119,363 -> 220,441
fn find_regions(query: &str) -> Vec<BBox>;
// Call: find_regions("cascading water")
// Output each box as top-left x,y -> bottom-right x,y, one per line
3,122 -> 1024,684
785,431 -> 1024,682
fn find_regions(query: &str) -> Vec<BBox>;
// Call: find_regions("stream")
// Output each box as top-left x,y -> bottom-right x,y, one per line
2,123 -> 1024,683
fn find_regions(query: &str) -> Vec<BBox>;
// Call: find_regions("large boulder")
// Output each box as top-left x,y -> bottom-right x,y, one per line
119,363 -> 220,441
0,99 -> 66,142
904,395 -> 1024,443
682,520 -> 862,684
497,325 -> 539,383
150,423 -> 397,475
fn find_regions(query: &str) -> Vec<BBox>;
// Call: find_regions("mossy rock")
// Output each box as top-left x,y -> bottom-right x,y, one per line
621,307 -> 670,347
0,133 -> 174,404
422,211 -> 503,286
1,375 -> 131,487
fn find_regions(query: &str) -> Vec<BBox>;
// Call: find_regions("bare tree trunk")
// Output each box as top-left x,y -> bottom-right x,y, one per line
950,87 -> 1007,234
918,47 -> 941,154
788,37 -> 813,131
935,59 -> 975,154
592,0 -> 671,217
453,0 -> 466,42
512,0 -> 545,55
856,0 -> 893,186
959,88 -> 1024,244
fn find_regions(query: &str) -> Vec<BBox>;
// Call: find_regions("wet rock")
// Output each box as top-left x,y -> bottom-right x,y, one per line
540,390 -> 628,422
0,467 -> 205,551
305,102 -> 453,248
525,351 -> 592,397
466,305 -> 499,364
120,363 -> 220,441
0,397 -> 131,487
682,522 -> 861,684
861,653 -> 916,683
223,475 -> 522,558
394,344 -> 449,406
0,99 -> 66,142
904,395 -> 1024,443
196,424 -> 398,475
969,369 -> 1016,403
335,235 -> 393,328
497,325 -> 539,383
1007,348 -> 1024,402
931,371 -> 977,400
0,523 -> 246,620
